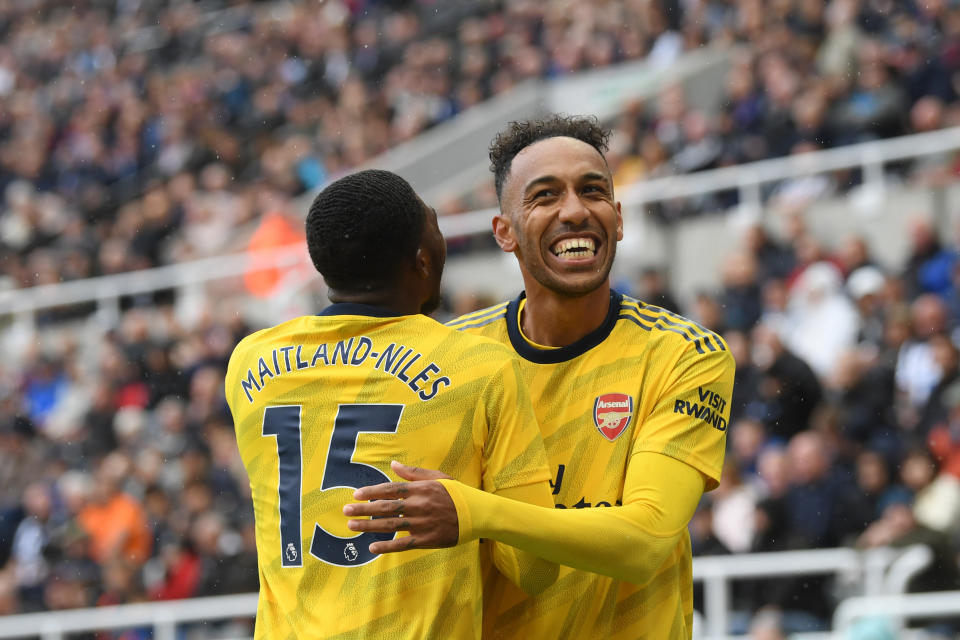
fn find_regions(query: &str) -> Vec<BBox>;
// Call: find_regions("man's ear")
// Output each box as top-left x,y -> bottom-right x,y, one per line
415,246 -> 431,279
492,214 -> 517,252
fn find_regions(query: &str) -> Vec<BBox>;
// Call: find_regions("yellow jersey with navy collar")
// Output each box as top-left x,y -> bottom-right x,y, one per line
446,291 -> 733,640
226,302 -> 552,640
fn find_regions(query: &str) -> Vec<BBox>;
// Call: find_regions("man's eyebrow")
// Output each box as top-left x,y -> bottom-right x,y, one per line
522,172 -> 610,195
522,175 -> 560,195
582,172 -> 610,184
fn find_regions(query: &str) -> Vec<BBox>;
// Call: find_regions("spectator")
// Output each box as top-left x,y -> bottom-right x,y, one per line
634,266 -> 681,313
916,334 -> 960,436
6,483 -> 53,611
827,349 -> 897,459
720,251 -> 763,331
895,295 -> 949,418
847,266 -> 889,351
785,261 -> 860,379
743,224 -> 795,285
710,462 -> 758,554
751,323 -> 823,441
857,498 -> 960,596
901,448 -> 960,538
77,453 -> 152,567
784,431 -> 851,549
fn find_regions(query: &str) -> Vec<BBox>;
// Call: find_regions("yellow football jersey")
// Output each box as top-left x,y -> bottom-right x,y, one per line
447,292 -> 733,640
225,303 -> 552,640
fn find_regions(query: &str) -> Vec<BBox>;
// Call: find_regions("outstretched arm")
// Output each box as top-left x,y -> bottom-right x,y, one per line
346,452 -> 703,585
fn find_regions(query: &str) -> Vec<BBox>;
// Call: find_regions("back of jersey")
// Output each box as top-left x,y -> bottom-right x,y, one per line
225,306 -> 548,640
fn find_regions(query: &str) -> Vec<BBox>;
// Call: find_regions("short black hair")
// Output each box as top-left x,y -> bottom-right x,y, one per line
306,169 -> 425,291
489,114 -> 611,200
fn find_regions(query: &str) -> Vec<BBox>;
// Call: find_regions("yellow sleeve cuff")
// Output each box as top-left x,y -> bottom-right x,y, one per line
437,478 -> 474,544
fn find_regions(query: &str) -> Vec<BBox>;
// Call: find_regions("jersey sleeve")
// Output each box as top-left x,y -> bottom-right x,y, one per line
438,450 -> 704,585
633,342 -> 735,491
478,355 -> 553,492
476,352 -> 558,593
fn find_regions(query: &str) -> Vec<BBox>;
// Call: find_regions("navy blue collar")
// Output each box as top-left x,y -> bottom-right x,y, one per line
506,291 -> 622,364
318,303 -> 406,318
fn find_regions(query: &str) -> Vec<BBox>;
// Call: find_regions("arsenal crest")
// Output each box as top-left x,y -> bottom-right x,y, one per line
593,393 -> 633,441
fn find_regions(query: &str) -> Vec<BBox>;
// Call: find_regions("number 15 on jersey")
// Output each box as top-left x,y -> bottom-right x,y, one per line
261,404 -> 404,568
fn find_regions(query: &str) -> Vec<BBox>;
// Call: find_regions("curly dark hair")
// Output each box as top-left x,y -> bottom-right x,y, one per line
488,114 -> 611,201
306,169 -> 425,291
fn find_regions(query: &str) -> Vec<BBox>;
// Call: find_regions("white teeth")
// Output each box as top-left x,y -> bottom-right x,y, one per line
552,238 -> 596,257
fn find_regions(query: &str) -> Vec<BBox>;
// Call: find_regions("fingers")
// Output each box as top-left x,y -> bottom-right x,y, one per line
369,537 -> 421,554
343,499 -> 406,518
391,460 -> 453,481
352,481 -> 412,501
347,516 -> 411,533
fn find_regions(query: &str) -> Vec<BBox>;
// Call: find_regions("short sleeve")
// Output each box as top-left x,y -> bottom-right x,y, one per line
480,355 -> 552,493
633,344 -> 735,491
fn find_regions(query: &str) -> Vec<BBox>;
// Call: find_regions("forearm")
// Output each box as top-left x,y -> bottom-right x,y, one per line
486,482 -> 559,594
439,452 -> 704,585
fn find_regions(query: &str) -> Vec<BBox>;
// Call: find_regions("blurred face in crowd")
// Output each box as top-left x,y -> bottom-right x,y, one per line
856,451 -> 889,494
494,136 -> 622,297
901,452 -> 936,491
787,432 -> 829,485
910,294 -> 947,339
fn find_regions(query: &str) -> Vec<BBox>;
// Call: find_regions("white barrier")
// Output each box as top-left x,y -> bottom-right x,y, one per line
692,545 -> 931,640
833,590 -> 960,636
0,593 -> 258,640
0,546 -> 931,639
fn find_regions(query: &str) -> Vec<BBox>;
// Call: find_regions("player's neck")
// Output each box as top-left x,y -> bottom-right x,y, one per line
520,282 -> 611,348
327,289 -> 422,316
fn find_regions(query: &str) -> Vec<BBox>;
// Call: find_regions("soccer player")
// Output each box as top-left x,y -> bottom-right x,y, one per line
225,169 -> 558,639
344,116 -> 735,639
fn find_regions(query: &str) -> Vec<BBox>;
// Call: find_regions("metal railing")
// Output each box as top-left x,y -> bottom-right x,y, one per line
833,589 -> 960,634
0,593 -> 258,640
3,127 -> 960,322
0,546 -> 931,639
693,544 -> 931,639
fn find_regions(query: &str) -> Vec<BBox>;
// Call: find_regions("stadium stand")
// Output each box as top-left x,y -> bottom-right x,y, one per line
3,0 -> 960,638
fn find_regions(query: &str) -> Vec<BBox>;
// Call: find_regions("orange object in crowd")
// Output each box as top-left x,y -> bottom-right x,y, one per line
244,211 -> 307,298
78,492 -> 153,566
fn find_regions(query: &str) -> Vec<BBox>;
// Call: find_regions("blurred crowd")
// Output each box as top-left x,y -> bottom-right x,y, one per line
4,0 -> 960,637
5,0 -> 960,293
680,215 -> 960,636
0,298 -> 258,624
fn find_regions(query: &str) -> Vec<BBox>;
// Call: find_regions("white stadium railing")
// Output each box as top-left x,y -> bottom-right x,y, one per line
693,544 -> 933,640
0,593 -> 258,640
2,126 -> 960,323
0,546 -> 934,639
833,590 -> 960,634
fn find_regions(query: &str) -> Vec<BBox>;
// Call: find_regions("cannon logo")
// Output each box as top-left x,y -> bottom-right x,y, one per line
593,393 -> 633,441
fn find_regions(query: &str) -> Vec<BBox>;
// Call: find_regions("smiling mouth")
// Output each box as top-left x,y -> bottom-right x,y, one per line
551,237 -> 597,259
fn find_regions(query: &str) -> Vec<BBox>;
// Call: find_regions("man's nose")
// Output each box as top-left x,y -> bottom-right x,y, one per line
557,189 -> 588,226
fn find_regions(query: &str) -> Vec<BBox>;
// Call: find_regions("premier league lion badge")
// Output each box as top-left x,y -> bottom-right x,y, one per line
593,393 -> 633,441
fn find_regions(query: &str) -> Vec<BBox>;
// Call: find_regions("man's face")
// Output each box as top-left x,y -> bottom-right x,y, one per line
495,136 -> 622,297
420,203 -> 447,314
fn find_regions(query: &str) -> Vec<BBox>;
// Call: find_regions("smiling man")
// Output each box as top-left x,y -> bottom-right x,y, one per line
345,116 -> 735,639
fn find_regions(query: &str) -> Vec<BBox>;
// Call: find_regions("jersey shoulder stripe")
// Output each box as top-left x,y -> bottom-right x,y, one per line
619,297 -> 727,354
446,303 -> 509,330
